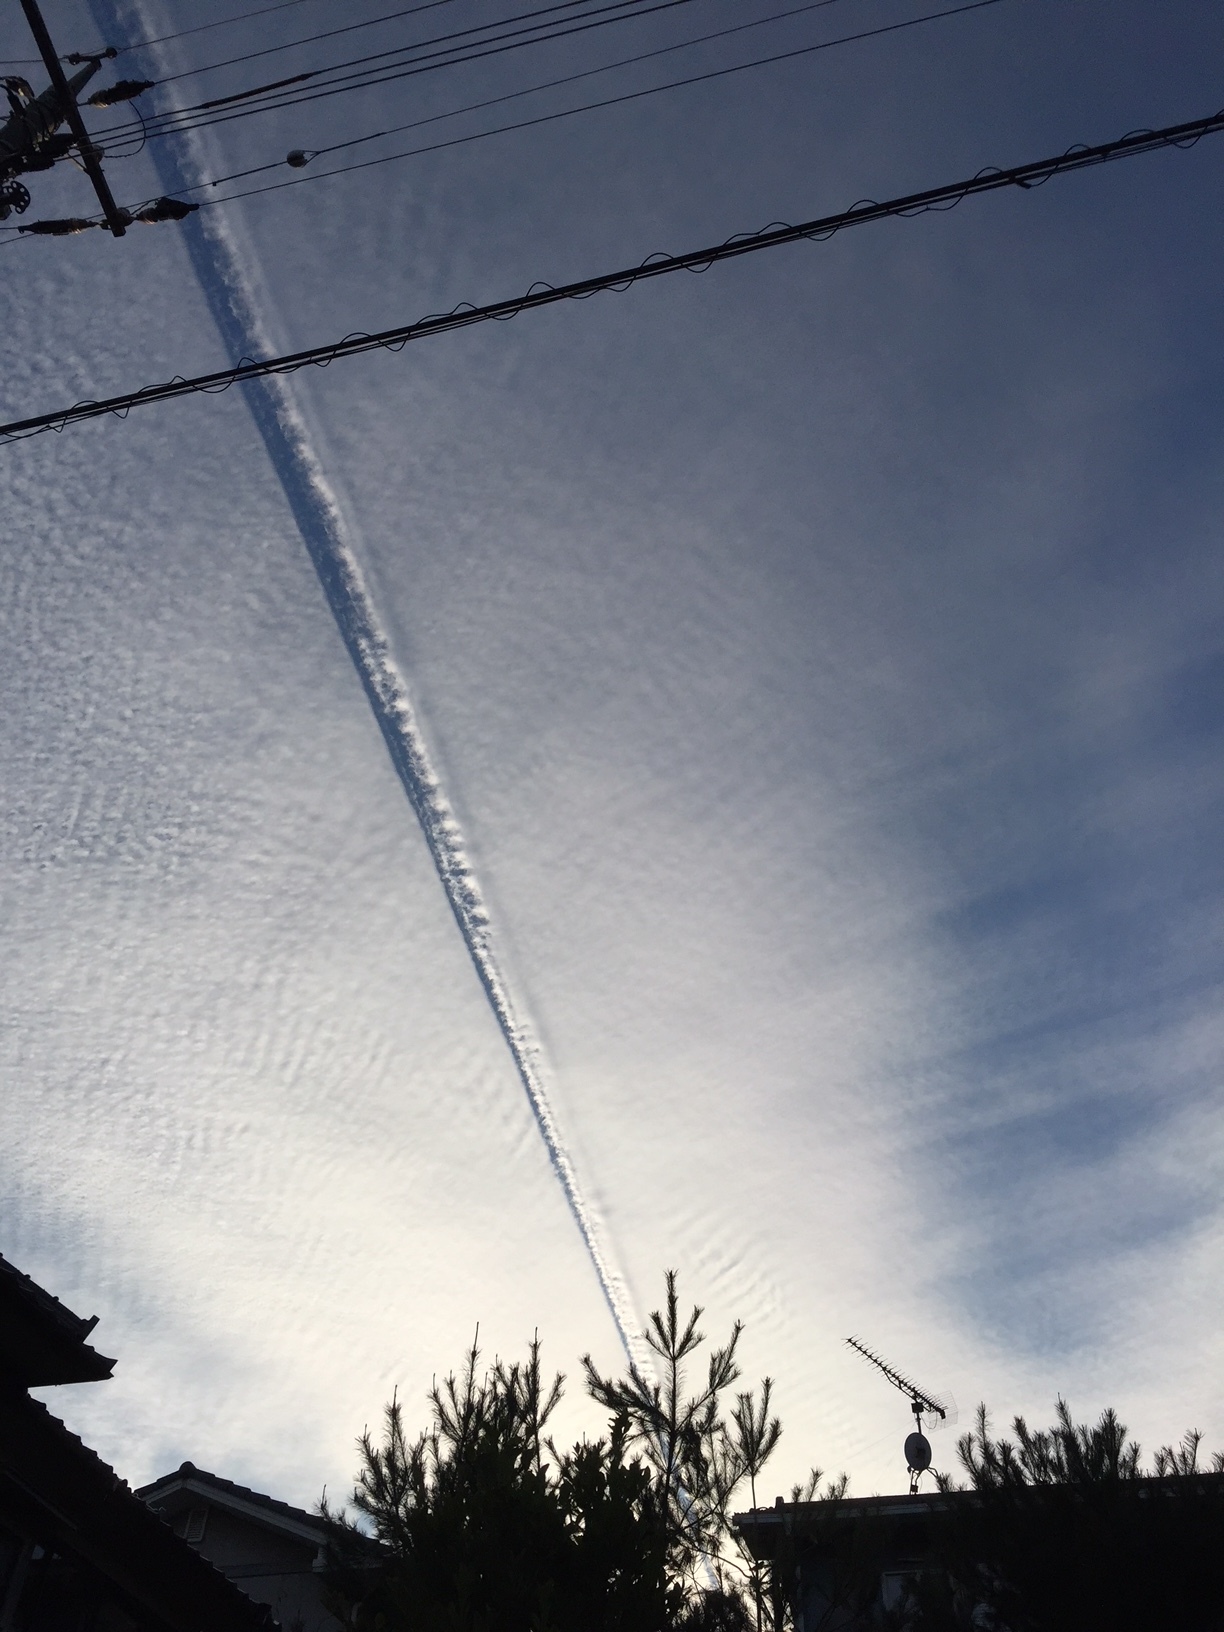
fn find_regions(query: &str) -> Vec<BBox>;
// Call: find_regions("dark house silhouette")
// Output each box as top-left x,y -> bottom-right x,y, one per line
138,1466 -> 349,1632
736,1475 -> 1224,1630
735,1492 -> 945,1629
0,1251 -> 276,1632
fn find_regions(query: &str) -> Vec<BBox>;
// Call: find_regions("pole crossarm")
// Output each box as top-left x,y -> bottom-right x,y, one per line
3,105 -> 1223,442
17,0 -> 127,236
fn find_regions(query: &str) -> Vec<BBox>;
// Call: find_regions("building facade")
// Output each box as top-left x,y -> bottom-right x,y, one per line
139,1466 -> 347,1632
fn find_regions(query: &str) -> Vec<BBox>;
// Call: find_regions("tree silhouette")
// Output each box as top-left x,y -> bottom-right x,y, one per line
323,1274 -> 797,1631
321,1333 -> 676,1632
582,1271 -> 787,1627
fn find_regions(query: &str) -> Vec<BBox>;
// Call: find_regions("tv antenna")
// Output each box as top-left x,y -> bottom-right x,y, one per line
846,1336 -> 955,1494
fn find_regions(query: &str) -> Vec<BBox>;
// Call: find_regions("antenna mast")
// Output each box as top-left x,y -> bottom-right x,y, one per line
846,1336 -> 947,1494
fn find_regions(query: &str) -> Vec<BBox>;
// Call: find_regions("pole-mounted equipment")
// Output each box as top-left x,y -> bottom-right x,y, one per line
1,0 -> 183,237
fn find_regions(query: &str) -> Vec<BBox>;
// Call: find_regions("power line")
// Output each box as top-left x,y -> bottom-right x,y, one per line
89,0 -> 996,185
0,0 -> 990,221
152,0 -> 593,91
5,105 -> 1219,443
113,0 -> 319,52
181,0 -> 1007,203
93,0 -> 662,143
150,0 -> 473,85
206,0 -> 853,186
94,0 -> 691,154
1,0 -> 324,62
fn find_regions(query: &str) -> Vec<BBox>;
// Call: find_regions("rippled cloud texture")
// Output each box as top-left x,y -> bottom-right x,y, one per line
1,0 -> 1221,1504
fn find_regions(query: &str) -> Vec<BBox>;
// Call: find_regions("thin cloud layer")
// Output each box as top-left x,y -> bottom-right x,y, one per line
2,0 -> 1221,1507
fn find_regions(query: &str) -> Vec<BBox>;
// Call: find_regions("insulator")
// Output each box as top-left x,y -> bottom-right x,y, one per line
18,216 -> 96,235
87,79 -> 156,108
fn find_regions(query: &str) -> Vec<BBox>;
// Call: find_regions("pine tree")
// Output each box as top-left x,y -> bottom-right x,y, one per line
321,1274 -> 801,1631
321,1334 -> 677,1632
582,1271 -> 785,1628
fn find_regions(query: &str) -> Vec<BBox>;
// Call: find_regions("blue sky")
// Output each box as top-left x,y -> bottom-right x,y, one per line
1,0 -> 1222,1504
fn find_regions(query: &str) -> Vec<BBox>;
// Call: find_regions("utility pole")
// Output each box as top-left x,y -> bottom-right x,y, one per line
17,0 -> 127,235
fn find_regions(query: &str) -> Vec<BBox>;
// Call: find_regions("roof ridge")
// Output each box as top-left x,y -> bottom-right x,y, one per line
138,1462 -> 326,1529
0,1252 -> 115,1384
0,1251 -> 100,1339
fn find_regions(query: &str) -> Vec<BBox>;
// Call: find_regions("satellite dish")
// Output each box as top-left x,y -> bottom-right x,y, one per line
905,1431 -> 932,1473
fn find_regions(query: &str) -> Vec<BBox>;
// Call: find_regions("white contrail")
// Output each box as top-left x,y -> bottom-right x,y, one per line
89,0 -> 646,1369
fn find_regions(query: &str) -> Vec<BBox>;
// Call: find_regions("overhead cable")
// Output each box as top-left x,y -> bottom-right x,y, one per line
0,0 -> 991,214
208,0 -> 852,186
181,0 -> 658,107
2,0 -> 322,64
4,105 -> 1220,443
93,0 -> 660,142
152,0 -> 489,86
99,0 -> 319,56
93,0 -> 686,150
91,0 -> 991,169
3,0 -> 316,66
151,0 -> 598,93
179,0 -> 1007,200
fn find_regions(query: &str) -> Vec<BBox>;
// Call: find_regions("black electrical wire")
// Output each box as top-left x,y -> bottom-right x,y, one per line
100,0 -> 698,154
208,0 -> 852,187
119,1 -> 685,150
0,1 -> 377,68
0,0 -> 1000,218
180,0 -> 654,110
187,0 -> 1007,204
0,0 -> 998,217
94,0 -> 658,143
152,0 -> 553,92
151,0 -> 474,86
88,6 -> 667,158
5,106 -> 1221,444
0,0 -> 324,62
105,0 -> 320,56
4,0 -> 325,67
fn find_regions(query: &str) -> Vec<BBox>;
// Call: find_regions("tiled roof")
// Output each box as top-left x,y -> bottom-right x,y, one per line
0,1252 -> 95,1336
0,1250 -> 115,1385
140,1464 -> 329,1536
139,1464 -> 384,1560
0,1387 -> 278,1631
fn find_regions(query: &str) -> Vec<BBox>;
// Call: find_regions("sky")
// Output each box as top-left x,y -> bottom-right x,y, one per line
1,0 -> 1222,1510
